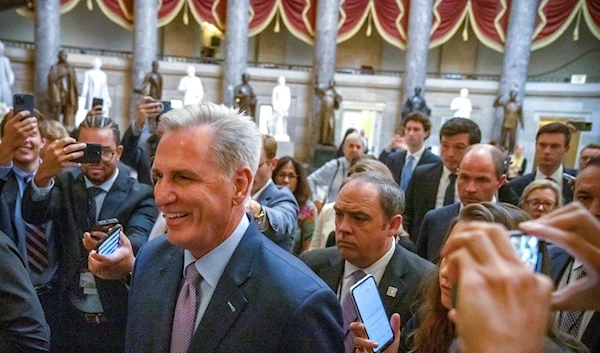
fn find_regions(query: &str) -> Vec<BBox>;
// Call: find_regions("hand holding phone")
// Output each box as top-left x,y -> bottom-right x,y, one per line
13,94 -> 34,119
351,275 -> 395,353
73,143 -> 102,164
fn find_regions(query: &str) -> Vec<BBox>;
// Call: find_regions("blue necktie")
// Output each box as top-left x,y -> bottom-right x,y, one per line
400,155 -> 414,190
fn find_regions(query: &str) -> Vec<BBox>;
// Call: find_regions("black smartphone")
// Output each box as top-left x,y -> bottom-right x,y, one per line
508,230 -> 544,273
350,275 -> 394,353
93,218 -> 119,233
97,224 -> 121,255
73,143 -> 102,164
569,121 -> 592,132
92,97 -> 104,108
13,94 -> 34,119
161,100 -> 172,114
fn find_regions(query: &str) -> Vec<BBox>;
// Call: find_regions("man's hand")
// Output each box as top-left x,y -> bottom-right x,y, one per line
520,202 -> 600,311
350,313 -> 400,353
247,199 -> 262,218
441,222 -> 553,353
34,137 -> 86,187
0,110 -> 38,165
86,105 -> 103,118
88,231 -> 135,280
83,230 -> 107,251
135,96 -> 162,129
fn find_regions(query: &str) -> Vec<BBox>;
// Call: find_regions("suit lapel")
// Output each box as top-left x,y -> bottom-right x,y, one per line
377,247 -> 409,315
317,251 -> 345,294
4,173 -> 19,242
561,177 -> 573,203
73,174 -> 89,233
424,164 -> 443,209
255,182 -> 274,204
392,151 -> 407,184
99,171 -> 128,221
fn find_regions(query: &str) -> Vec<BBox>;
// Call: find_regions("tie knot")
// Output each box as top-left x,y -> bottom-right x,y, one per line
407,155 -> 414,162
88,187 -> 104,198
24,173 -> 34,184
185,263 -> 202,284
351,270 -> 366,283
449,173 -> 457,182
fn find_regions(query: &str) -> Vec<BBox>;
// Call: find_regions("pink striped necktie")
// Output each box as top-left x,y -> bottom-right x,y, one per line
170,263 -> 202,353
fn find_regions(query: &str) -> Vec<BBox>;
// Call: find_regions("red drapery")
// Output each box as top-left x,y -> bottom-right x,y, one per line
17,0 -> 600,52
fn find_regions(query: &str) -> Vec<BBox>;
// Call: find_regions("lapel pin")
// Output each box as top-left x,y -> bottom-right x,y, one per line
227,301 -> 236,312
386,286 -> 398,298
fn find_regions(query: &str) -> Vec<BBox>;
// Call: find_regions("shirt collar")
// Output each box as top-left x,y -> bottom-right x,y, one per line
459,196 -> 497,210
406,145 -> 425,160
343,241 -> 396,285
183,214 -> 250,287
12,164 -> 35,181
252,178 -> 272,199
84,168 -> 119,193
536,165 -> 563,183
441,164 -> 457,178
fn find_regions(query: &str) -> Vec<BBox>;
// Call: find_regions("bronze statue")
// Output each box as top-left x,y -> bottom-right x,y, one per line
315,79 -> 342,146
234,73 -> 257,119
494,90 -> 524,153
401,87 -> 431,118
134,60 -> 163,100
48,50 -> 79,126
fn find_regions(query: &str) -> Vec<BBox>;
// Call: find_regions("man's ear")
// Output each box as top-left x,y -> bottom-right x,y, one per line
387,214 -> 403,238
233,167 -> 253,205
269,157 -> 278,171
116,145 -> 124,161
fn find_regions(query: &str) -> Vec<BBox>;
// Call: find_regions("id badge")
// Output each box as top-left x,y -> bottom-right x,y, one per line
79,271 -> 98,295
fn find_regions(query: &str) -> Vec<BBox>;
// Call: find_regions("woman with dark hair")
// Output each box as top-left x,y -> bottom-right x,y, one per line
273,156 -> 316,256
352,202 -> 587,353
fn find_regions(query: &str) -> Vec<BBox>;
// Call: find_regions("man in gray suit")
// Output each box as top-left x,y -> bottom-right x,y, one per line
247,134 -> 298,252
302,172 -> 434,353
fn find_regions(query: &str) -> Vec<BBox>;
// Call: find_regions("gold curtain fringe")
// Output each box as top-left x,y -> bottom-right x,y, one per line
573,7 -> 582,41
274,10 -> 280,33
366,11 -> 372,36
462,12 -> 469,41
183,1 -> 189,25
87,0 -> 93,10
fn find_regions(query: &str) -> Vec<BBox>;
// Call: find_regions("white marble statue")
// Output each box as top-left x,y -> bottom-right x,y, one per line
0,41 -> 15,106
81,58 -> 111,117
178,65 -> 204,105
450,88 -> 472,119
270,76 -> 291,140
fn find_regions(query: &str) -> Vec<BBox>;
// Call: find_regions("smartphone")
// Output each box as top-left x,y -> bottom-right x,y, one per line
73,143 -> 102,164
161,100 -> 172,114
92,97 -> 104,108
508,230 -> 544,273
350,275 -> 394,353
13,94 -> 34,119
93,218 -> 119,233
97,224 -> 122,255
569,121 -> 592,132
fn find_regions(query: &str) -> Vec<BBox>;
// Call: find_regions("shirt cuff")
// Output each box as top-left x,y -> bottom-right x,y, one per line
0,161 -> 12,180
131,122 -> 143,137
31,178 -> 55,201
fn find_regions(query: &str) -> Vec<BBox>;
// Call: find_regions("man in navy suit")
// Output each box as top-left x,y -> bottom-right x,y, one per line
416,144 -> 507,261
301,172 -> 434,352
510,123 -> 576,203
383,112 -> 440,190
549,157 -> 600,353
403,118 -> 480,242
22,116 -> 158,353
247,134 -> 298,252
123,103 -> 343,353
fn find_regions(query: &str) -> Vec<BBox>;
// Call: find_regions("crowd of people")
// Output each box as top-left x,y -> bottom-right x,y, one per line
1,98 -> 599,353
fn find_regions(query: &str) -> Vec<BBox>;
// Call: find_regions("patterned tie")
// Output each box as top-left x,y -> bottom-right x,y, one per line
443,173 -> 458,206
342,270 -> 366,353
400,155 -> 415,190
170,263 -> 202,353
87,187 -> 104,231
559,268 -> 587,336
22,174 -> 49,274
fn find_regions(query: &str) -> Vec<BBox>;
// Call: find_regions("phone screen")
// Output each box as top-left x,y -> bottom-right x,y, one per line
509,231 -> 543,272
97,225 -> 121,255
351,275 -> 394,352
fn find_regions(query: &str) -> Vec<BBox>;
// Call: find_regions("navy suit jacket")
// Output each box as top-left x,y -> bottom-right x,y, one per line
255,182 -> 299,252
403,162 -> 444,242
126,220 -> 343,353
509,168 -> 577,204
0,229 -> 50,353
415,203 -> 461,262
300,245 -> 435,327
22,166 -> 158,318
549,246 -> 600,353
120,125 -> 153,186
385,149 -> 441,186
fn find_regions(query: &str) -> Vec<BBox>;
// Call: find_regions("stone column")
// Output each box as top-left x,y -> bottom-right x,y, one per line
493,0 -> 537,142
132,0 -> 158,119
310,0 -> 339,158
222,0 -> 249,106
34,0 -> 60,116
402,0 -> 434,112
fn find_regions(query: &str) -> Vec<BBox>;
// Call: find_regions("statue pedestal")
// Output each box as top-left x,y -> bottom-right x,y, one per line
310,145 -> 337,173
275,140 -> 295,159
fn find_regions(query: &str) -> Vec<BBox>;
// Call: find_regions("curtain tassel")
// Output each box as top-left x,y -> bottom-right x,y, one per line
462,13 -> 469,41
573,8 -> 582,41
274,10 -> 281,33
183,1 -> 189,25
366,11 -> 372,37
87,0 -> 93,10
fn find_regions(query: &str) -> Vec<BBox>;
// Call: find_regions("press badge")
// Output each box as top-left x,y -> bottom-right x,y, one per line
80,271 -> 99,295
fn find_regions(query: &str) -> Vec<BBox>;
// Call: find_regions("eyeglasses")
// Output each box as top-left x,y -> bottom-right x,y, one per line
276,172 -> 298,180
101,148 -> 117,161
525,199 -> 556,209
